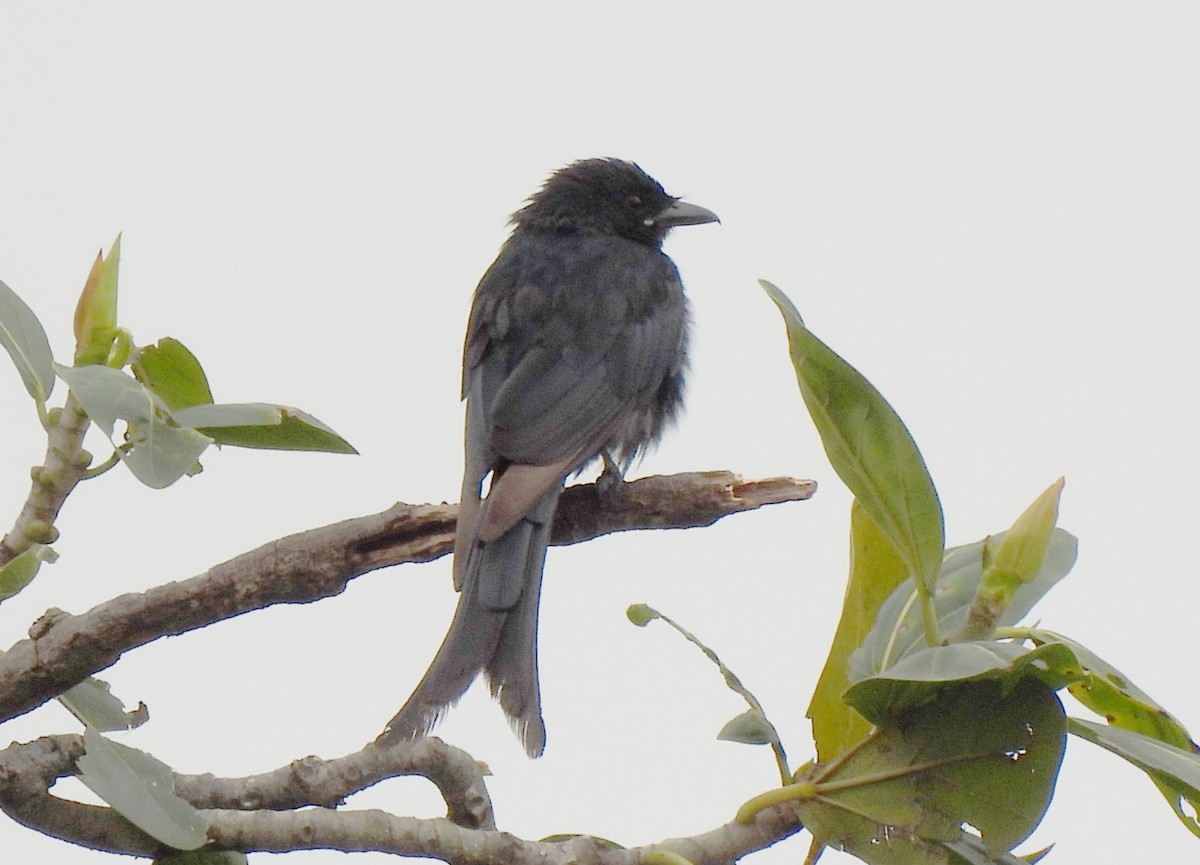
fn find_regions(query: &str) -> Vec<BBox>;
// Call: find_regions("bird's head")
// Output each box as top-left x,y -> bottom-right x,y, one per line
512,158 -> 718,247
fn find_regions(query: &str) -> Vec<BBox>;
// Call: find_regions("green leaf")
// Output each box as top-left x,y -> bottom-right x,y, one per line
0,544 -> 58,602
175,402 -> 357,454
0,276 -> 55,402
73,235 -> 122,366
77,727 -> 207,850
132,338 -> 214,411
1030,629 -> 1196,749
762,280 -> 944,630
59,678 -> 148,732
1068,717 -> 1200,838
845,640 -> 1081,725
809,501 -> 901,761
798,679 -> 1066,861
133,339 -> 355,454
55,363 -> 212,488
851,622 -> 1200,843
850,529 -> 1077,681
1029,629 -> 1200,836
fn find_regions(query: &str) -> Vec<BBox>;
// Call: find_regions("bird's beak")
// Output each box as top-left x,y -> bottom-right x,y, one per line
650,199 -> 720,228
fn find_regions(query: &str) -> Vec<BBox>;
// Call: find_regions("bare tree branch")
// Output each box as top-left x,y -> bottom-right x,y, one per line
174,737 -> 497,831
0,470 -> 814,726
0,733 -> 497,855
199,801 -> 802,864
0,731 -> 804,862
0,469 -> 812,860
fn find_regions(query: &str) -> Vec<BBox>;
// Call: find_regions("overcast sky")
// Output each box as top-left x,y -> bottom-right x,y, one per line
2,4 -> 1199,863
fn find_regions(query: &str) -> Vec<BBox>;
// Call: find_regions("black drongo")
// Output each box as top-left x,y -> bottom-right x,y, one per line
379,158 -> 718,756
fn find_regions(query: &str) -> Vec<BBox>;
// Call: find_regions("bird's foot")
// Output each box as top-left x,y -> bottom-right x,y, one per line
596,451 -> 626,497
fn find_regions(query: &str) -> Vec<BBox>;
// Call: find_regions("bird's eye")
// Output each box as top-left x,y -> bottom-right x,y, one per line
626,195 -> 643,209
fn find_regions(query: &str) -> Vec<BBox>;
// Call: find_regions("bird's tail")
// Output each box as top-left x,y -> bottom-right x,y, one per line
482,506 -> 551,757
377,492 -> 556,757
376,573 -> 508,749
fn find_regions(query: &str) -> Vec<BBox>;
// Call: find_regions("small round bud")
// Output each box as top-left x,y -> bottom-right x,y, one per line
36,468 -> 61,488
25,520 -> 60,545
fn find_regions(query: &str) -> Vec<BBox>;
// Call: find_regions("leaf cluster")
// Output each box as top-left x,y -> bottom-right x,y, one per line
726,282 -> 1200,863
0,239 -> 356,858
638,283 -> 1200,865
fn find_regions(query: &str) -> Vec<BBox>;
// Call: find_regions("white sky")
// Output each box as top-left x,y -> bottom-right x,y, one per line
1,4 -> 1198,863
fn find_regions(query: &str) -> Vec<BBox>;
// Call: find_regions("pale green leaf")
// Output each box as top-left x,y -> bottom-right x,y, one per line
1069,718 -> 1200,838
77,727 -> 207,850
0,276 -> 55,401
0,544 -> 58,602
55,363 -> 161,437
173,402 -> 280,428
718,710 -> 778,746
55,363 -> 212,488
175,402 -> 357,454
851,529 -> 1077,681
845,641 -> 1080,724
60,678 -> 148,732
119,422 -> 211,489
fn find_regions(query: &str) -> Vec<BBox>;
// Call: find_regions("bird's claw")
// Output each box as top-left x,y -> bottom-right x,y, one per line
597,451 -> 626,497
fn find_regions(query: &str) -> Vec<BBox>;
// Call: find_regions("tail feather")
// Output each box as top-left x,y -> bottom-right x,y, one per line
377,577 -> 506,746
485,505 -> 552,757
378,487 -> 560,754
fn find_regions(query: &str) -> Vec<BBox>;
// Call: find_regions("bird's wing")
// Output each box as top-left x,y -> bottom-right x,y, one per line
472,342 -> 629,542
462,240 -> 684,540
489,344 -> 628,462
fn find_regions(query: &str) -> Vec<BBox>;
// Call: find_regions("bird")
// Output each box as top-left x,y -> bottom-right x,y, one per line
378,158 -> 718,756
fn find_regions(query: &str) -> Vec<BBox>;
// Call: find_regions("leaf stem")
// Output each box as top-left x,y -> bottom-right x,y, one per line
918,589 -> 940,647
736,780 -> 818,823
640,605 -> 791,785
813,752 -> 990,795
81,452 -> 121,480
